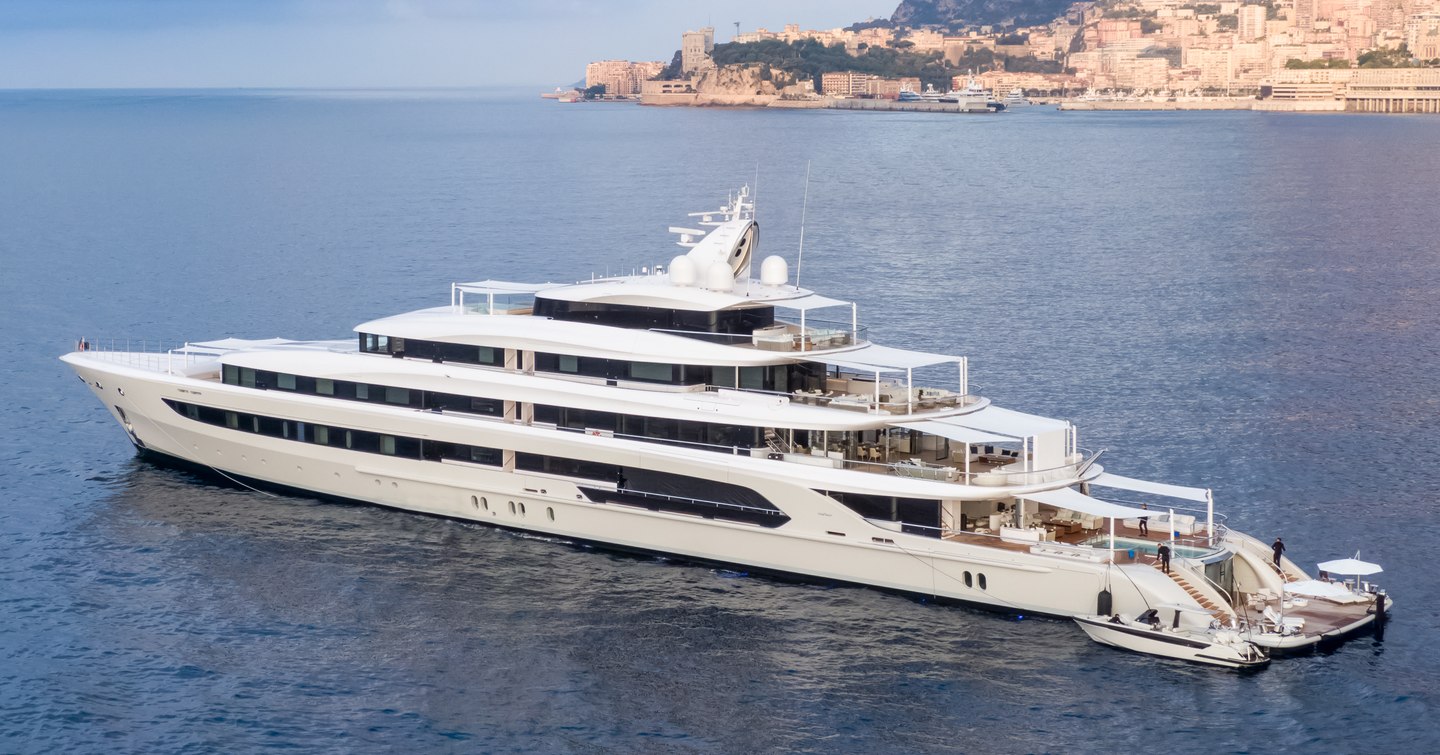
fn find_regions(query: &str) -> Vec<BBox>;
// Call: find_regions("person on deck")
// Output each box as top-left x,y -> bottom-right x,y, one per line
1157,543 -> 1172,574
1272,537 -> 1286,569
1138,503 -> 1150,536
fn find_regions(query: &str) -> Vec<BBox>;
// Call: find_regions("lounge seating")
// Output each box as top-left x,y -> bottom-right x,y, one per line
1262,606 -> 1304,634
1120,512 -> 1198,535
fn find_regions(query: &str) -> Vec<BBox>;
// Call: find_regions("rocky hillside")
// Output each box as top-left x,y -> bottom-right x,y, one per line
890,0 -> 1074,28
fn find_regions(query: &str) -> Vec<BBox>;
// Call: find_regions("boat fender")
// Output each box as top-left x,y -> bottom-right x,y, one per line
1096,588 -> 1112,616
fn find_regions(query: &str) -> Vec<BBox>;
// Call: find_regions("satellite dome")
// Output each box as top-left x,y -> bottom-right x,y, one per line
759,255 -> 789,286
704,260 -> 735,292
669,255 -> 697,286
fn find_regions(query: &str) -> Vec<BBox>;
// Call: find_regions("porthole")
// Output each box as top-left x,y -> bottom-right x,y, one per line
547,507 -> 555,521
471,495 -> 479,509
978,573 -> 988,591
508,501 -> 516,514
518,502 -> 527,516
963,571 -> 973,588
481,497 -> 489,511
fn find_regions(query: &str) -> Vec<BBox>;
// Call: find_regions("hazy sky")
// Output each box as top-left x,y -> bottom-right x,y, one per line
0,1 -> 891,88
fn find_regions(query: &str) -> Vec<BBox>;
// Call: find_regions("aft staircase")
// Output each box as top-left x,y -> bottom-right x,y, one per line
1155,564 -> 1234,626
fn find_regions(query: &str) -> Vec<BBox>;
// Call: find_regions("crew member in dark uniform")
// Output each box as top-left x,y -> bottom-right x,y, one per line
1157,543 -> 1172,574
1272,537 -> 1286,568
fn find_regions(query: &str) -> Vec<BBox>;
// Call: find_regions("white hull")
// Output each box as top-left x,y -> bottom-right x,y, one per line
68,353 -> 1173,619
1074,615 -> 1270,669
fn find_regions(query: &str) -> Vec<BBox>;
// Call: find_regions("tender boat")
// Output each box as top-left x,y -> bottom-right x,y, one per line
1075,607 -> 1270,669
63,186 -> 1391,664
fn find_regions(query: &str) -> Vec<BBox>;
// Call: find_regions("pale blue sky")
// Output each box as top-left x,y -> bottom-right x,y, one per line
0,1 -> 890,88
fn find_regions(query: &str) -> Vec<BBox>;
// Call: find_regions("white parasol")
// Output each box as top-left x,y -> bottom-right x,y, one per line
1316,557 -> 1383,577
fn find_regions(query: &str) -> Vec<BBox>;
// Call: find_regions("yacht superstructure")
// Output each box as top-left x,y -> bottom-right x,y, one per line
63,187 -> 1388,665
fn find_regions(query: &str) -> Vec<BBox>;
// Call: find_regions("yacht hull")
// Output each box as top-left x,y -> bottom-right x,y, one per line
66,352 -> 1148,621
1074,615 -> 1270,669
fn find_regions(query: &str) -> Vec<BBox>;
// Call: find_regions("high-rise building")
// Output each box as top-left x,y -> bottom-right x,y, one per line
682,27 -> 716,73
1239,5 -> 1268,40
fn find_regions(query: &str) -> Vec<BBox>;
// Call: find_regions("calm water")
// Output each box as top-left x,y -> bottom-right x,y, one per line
2,89 -> 1439,752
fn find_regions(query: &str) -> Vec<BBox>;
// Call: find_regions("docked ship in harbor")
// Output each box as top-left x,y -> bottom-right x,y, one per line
939,76 -> 1005,112
63,187 -> 1389,667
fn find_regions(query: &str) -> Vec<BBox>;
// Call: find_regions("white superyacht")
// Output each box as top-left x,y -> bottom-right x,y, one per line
64,187 -> 1388,666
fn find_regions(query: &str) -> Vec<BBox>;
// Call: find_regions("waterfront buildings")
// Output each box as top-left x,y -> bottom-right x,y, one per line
585,60 -> 665,96
819,72 -> 921,98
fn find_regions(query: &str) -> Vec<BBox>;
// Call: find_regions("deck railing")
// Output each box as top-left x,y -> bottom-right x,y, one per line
648,318 -> 867,353
71,338 -> 216,374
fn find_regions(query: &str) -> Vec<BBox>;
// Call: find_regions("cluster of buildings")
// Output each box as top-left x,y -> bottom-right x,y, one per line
1063,1 -> 1440,93
818,72 -> 922,97
584,59 -> 666,97
586,3 -> 1440,103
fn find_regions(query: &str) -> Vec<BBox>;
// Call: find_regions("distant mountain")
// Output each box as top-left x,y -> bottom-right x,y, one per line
890,0 -> 1074,28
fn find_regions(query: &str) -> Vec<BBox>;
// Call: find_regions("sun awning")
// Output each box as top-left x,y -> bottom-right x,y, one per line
1089,472 -> 1210,503
817,343 -> 962,373
455,280 -> 560,295
1283,579 -> 1355,598
1017,487 -> 1151,519
942,406 -> 1068,438
888,420 -> 1013,445
772,293 -> 851,311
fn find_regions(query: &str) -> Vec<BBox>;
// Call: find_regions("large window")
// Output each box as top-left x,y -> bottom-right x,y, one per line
358,333 -> 504,367
821,491 -> 942,537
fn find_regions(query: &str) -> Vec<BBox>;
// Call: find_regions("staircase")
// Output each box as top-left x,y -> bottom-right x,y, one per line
763,428 -> 790,454
1156,564 -> 1233,626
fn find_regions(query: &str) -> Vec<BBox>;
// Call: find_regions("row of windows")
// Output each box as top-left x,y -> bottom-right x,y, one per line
963,571 -> 989,590
166,399 -> 500,463
532,299 -> 776,335
349,326 -> 828,393
222,366 -> 774,456
534,405 -> 764,452
471,495 -> 556,522
222,365 -> 504,416
359,333 -> 506,367
163,400 -> 783,523
532,352 -> 820,393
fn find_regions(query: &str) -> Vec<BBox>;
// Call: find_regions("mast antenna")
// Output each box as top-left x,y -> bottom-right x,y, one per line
795,160 -> 811,288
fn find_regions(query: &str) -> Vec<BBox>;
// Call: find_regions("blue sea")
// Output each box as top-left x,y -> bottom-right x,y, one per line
2,89 -> 1439,752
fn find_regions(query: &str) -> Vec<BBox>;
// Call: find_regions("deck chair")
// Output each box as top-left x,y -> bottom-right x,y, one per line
1262,606 -> 1304,634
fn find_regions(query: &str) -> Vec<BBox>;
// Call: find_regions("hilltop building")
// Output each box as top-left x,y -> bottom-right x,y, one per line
682,27 -> 715,73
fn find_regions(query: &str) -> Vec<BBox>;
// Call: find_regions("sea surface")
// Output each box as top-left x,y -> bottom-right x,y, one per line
2,89 -> 1439,753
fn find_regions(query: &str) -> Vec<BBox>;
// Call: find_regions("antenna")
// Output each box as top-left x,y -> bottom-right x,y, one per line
734,21 -> 740,40
795,160 -> 811,288
753,162 -> 760,211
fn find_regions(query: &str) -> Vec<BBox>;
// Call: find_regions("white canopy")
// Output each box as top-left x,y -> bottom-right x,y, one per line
818,343 -> 962,373
1316,558 -> 1383,576
455,280 -> 559,295
772,293 -> 851,312
889,420 -> 1013,445
1283,579 -> 1355,598
1017,487 -> 1151,520
944,406 -> 1068,438
1089,472 -> 1210,503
